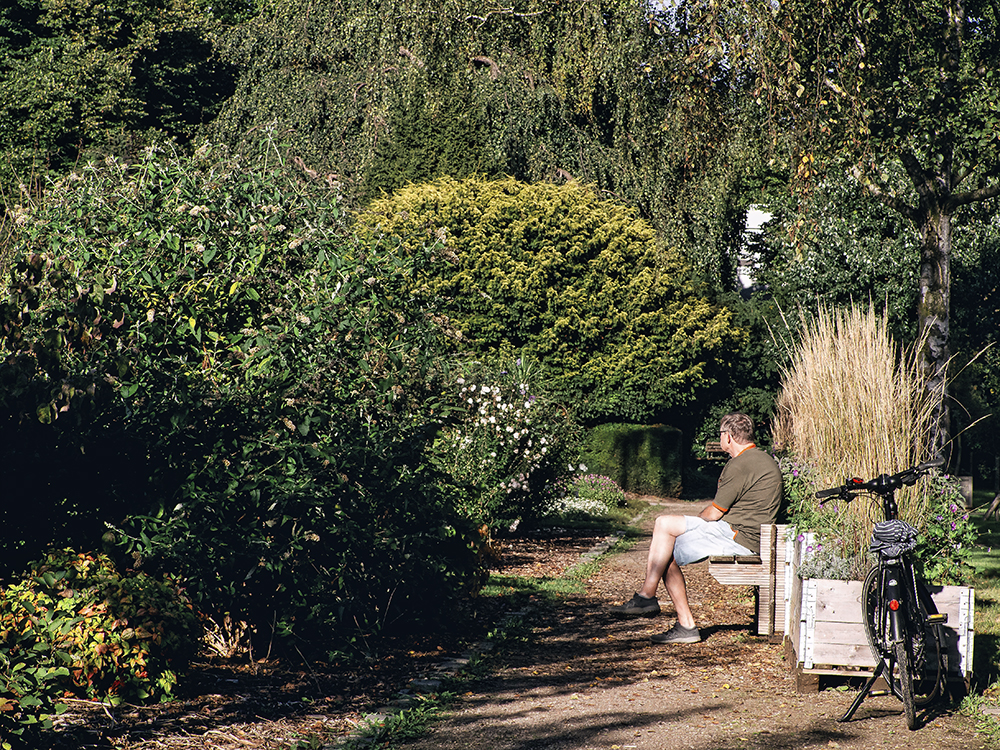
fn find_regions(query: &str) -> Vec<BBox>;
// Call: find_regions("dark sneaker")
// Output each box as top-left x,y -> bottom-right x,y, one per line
650,622 -> 701,644
610,592 -> 660,617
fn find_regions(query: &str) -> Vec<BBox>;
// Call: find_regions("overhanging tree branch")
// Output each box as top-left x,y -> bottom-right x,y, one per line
851,164 -> 920,223
951,182 -> 1000,209
899,150 -> 939,205
466,8 -> 543,30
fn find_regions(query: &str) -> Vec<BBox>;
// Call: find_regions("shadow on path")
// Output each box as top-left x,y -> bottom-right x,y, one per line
403,502 -> 981,750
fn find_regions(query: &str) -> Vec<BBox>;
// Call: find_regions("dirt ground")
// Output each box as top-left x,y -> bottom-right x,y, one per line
49,498 -> 987,749
403,498 -> 985,750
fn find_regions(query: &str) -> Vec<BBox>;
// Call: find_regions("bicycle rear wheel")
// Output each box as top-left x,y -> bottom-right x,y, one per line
896,640 -> 918,730
908,576 -> 946,707
861,566 -> 885,659
862,565 -> 945,710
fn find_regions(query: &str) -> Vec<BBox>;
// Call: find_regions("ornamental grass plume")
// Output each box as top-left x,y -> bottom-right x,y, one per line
772,303 -> 941,557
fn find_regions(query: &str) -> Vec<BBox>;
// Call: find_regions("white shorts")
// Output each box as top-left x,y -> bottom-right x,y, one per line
673,516 -> 754,566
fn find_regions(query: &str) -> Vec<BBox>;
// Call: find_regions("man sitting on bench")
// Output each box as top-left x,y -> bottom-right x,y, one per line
610,412 -> 782,644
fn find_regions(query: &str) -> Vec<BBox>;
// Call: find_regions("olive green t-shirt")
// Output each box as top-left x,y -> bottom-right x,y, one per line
712,446 -> 783,553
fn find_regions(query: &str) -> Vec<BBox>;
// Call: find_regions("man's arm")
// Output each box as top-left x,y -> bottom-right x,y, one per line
699,503 -> 725,522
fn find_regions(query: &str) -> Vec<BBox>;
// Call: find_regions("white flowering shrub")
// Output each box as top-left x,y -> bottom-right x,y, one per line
432,357 -> 579,529
541,471 -> 626,518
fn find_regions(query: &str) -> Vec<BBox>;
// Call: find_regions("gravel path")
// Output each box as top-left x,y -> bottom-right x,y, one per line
403,498 -> 984,750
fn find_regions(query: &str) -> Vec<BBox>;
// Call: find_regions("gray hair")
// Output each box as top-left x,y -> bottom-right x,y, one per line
720,412 -> 754,443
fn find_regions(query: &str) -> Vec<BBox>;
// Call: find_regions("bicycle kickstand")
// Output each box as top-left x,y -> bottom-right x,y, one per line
838,657 -> 889,722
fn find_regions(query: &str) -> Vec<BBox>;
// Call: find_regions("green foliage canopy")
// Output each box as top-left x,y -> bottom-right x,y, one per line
357,176 -> 742,423
0,138 -> 480,650
209,0 -> 748,282
0,0 -> 234,179
687,0 -> 1000,451
755,169 -> 921,341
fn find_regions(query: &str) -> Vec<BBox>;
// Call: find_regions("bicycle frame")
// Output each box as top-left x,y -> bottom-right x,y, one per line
881,559 -> 909,648
874,493 -> 910,650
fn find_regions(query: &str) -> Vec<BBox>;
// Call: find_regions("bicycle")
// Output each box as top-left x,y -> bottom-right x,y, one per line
815,460 -> 949,730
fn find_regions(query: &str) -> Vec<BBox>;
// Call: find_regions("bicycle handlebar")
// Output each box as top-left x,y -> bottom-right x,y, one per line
815,459 -> 944,502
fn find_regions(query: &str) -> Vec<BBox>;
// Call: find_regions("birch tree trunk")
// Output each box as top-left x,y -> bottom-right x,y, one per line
917,204 -> 952,458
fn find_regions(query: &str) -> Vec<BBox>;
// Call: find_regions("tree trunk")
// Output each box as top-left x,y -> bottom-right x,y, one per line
917,205 -> 951,459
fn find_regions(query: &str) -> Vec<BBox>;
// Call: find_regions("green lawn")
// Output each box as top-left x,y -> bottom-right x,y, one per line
968,491 -> 1000,618
963,499 -> 1000,743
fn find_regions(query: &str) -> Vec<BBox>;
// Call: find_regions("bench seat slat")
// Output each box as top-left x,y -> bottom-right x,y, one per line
708,555 -> 762,565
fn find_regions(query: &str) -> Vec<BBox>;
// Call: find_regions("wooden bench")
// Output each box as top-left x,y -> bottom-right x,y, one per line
704,441 -> 727,458
708,554 -> 763,578
707,523 -> 790,639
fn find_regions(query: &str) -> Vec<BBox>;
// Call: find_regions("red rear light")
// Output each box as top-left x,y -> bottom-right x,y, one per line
889,599 -> 901,611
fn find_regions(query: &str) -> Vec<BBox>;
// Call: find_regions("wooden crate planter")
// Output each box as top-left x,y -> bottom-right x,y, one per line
709,524 -> 976,685
786,542 -> 975,688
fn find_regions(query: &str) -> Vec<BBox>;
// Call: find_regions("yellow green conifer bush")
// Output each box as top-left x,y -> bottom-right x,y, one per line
357,177 -> 740,423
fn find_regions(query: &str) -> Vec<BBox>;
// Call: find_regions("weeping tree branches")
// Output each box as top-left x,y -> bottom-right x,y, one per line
208,0 -> 750,282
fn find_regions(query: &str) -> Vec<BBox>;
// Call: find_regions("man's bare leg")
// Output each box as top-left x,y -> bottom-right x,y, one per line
638,514 -> 687,599
663,559 -> 696,629
635,515 -> 697,629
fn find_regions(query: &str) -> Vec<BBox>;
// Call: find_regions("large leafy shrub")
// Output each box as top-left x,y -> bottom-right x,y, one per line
0,137 -> 480,655
430,355 -> 580,530
0,550 -> 199,748
357,176 -> 741,423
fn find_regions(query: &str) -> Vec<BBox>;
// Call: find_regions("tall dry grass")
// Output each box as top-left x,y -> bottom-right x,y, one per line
773,304 -> 942,555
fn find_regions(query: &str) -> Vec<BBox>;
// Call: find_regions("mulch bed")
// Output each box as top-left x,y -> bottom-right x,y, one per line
47,529 -> 612,749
